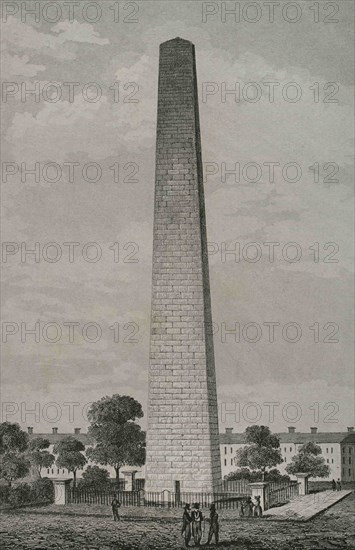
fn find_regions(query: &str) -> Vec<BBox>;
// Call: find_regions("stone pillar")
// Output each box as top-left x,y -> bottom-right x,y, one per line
250,482 -> 269,512
53,479 -> 71,505
122,470 -> 137,491
145,37 -> 222,493
295,473 -> 310,495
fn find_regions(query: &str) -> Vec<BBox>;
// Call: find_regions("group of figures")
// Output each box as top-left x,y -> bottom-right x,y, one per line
240,495 -> 263,518
110,495 -> 264,547
332,479 -> 342,491
182,503 -> 219,547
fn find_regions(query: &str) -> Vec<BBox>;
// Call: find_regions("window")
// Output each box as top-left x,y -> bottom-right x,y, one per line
343,457 -> 345,464
224,459 -> 227,466
350,448 -> 353,454
57,469 -> 59,474
349,469 -> 351,477
51,469 -> 54,474
62,469 -> 65,474
349,458 -> 352,465
284,448 -> 287,453
231,459 -> 233,466
331,448 -> 333,454
47,468 -> 50,474
224,447 -> 227,455
331,459 -> 334,464
231,447 -> 233,454
342,469 -> 345,476
326,448 -> 328,453
290,447 -> 292,452
327,459 -> 329,463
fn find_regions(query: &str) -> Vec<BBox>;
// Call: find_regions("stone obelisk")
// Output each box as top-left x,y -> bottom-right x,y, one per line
145,38 -> 221,493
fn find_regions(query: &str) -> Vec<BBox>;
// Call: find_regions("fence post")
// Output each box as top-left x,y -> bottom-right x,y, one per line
249,482 -> 269,512
53,479 -> 71,505
294,473 -> 310,496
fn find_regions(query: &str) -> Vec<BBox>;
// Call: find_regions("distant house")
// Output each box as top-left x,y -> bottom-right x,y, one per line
220,426 -> 355,481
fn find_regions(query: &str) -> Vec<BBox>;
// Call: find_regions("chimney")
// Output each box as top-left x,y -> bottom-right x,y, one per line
74,428 -> 81,434
52,427 -> 58,434
225,428 -> 233,435
347,427 -> 354,432
288,427 -> 295,433
27,427 -> 33,434
310,427 -> 318,434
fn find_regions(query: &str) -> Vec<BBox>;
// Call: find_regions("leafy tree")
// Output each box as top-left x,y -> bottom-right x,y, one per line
86,395 -> 146,487
0,422 -> 28,454
0,423 -> 30,486
53,437 -> 86,487
27,438 -> 55,478
235,425 -> 283,481
286,441 -> 330,478
0,452 -> 30,486
226,467 -> 290,483
78,465 -> 110,490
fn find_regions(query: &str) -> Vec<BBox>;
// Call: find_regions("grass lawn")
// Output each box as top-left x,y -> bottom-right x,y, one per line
0,493 -> 354,549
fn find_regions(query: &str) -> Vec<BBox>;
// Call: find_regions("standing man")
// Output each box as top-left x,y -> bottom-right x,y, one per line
191,503 -> 204,546
336,478 -> 342,491
206,503 -> 219,545
181,503 -> 192,547
111,494 -> 121,521
253,496 -> 263,518
331,479 -> 336,491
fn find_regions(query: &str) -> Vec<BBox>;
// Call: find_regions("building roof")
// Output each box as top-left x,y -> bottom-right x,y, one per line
219,431 -> 352,445
341,433 -> 355,445
28,429 -> 353,446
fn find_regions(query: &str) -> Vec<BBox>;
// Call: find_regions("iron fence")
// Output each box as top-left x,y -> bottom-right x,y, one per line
268,481 -> 299,508
68,489 -> 142,506
68,489 -> 243,509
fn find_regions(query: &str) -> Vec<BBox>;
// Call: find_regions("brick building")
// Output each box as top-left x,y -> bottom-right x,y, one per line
220,426 -> 355,482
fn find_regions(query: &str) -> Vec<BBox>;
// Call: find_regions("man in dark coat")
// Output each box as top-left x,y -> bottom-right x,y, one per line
206,503 -> 219,545
111,494 -> 121,521
253,496 -> 263,518
331,479 -> 336,491
336,478 -> 342,491
181,503 -> 192,547
191,503 -> 204,546
244,496 -> 254,517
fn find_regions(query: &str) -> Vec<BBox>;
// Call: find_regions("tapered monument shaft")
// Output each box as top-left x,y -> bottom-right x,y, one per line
146,38 -> 221,493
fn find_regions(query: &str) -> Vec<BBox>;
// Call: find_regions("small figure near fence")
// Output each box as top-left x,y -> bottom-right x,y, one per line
206,502 -> 219,545
181,503 -> 192,547
336,478 -> 342,491
253,496 -> 263,518
244,496 -> 254,517
111,494 -> 121,521
332,479 -> 336,491
191,502 -> 204,546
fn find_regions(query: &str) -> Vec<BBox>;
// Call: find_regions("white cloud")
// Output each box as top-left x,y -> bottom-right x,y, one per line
1,52 -> 46,79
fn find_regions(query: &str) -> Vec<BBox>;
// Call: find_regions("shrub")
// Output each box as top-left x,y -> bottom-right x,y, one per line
8,483 -> 31,506
30,478 -> 54,503
0,484 -> 10,504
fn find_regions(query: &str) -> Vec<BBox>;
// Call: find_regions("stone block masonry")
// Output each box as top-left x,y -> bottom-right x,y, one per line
145,37 -> 222,493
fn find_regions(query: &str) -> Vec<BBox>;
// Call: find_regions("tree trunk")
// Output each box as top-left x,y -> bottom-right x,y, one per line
73,470 -> 77,488
115,466 -> 120,490
262,469 -> 265,482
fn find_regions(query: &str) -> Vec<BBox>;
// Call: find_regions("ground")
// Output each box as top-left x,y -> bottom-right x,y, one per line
0,494 -> 354,550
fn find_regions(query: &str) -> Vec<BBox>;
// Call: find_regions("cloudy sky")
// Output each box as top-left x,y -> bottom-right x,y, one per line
1,0 -> 354,434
